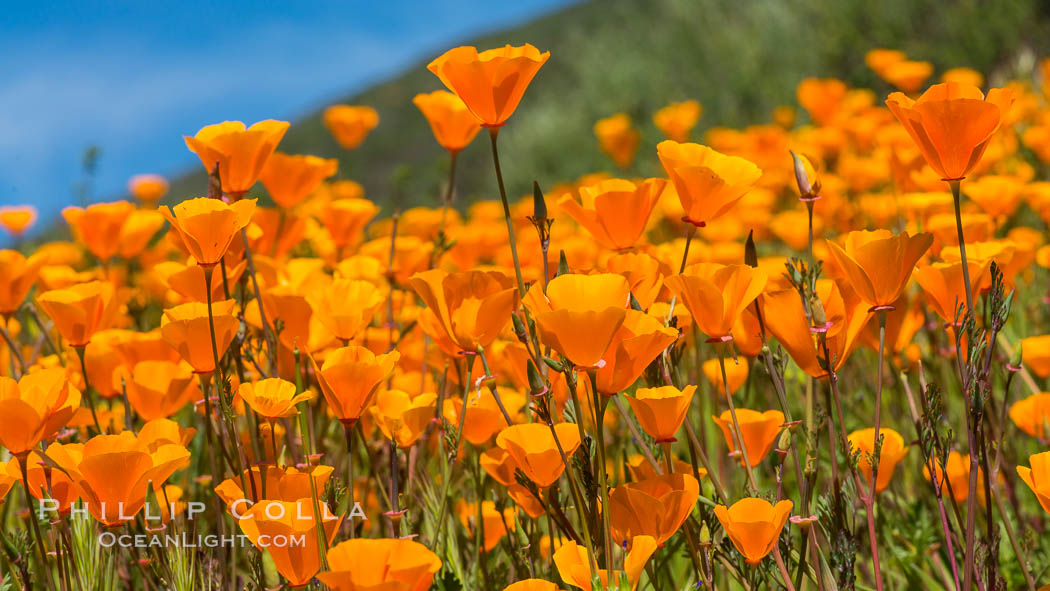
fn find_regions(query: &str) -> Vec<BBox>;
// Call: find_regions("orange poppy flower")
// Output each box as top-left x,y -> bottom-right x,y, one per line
654,100 -> 702,143
885,82 -> 1013,181
58,430 -> 190,526
603,252 -> 664,309
237,499 -> 341,587
318,538 -> 441,591
865,49 -> 907,76
160,300 -> 239,375
238,378 -> 310,420
847,427 -> 909,493
0,368 -> 80,455
457,499 -> 516,552
0,205 -> 37,237
609,473 -> 699,546
160,197 -> 257,268
8,443 -> 83,513
826,230 -> 933,309
924,450 -> 984,503
701,358 -> 748,396
122,360 -> 199,421
153,258 -> 247,304
215,464 -> 334,507
427,44 -> 550,127
554,534 -> 656,591
481,447 -> 517,486
594,310 -> 678,395
373,390 -> 437,448
312,345 -> 399,424
318,197 -> 381,255
558,178 -> 666,250
760,280 -> 871,378
184,120 -> 290,197
62,201 -> 136,262
713,498 -> 793,565
408,269 -> 519,354
1017,451 -> 1050,515
323,105 -> 379,150
258,152 -> 338,209
496,423 -> 581,488
1021,335 -> 1050,378
412,90 -> 483,153
307,278 -> 384,343
796,77 -> 848,126
657,141 -> 762,227
0,250 -> 44,317
503,580 -> 562,591
117,209 -> 166,260
128,174 -> 169,205
594,113 -> 641,169
524,273 -> 630,368
880,60 -> 933,93
1008,392 -> 1050,437
443,386 -> 525,445
713,408 -> 784,467
664,263 -> 766,340
37,280 -> 116,347
626,385 -> 696,443
913,260 -> 990,323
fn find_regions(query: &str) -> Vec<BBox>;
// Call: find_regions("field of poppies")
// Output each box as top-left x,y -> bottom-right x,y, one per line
2,40 -> 1050,591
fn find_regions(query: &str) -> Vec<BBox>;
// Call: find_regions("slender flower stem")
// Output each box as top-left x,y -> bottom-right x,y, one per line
488,127 -> 527,298
434,354 -> 476,554
343,421 -> 357,538
73,345 -> 102,433
589,372 -> 614,575
717,344 -> 756,489
948,180 -> 975,315
866,310 -> 887,591
0,317 -> 26,376
18,455 -> 56,591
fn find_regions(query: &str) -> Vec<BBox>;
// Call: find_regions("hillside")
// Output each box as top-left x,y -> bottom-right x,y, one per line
167,0 -> 1050,212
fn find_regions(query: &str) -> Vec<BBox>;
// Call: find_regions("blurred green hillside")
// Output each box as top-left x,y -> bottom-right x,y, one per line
168,0 -> 1050,211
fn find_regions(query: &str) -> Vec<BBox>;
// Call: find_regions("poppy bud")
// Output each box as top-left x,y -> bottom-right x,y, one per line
527,360 -> 546,395
745,230 -> 758,268
808,292 -> 827,328
532,181 -> 548,223
1010,341 -> 1023,369
543,357 -> 564,372
789,150 -> 821,200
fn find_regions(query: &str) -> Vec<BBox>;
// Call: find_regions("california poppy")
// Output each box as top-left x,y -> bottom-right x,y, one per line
1017,451 -> 1050,514
593,310 -> 678,395
1021,335 -> 1050,378
913,260 -> 990,323
408,269 -> 519,353
427,44 -> 550,127
626,385 -> 696,443
524,273 -> 630,368
886,82 -> 1013,181
554,534 -> 656,590
496,423 -> 580,488
238,378 -> 310,420
609,473 -> 699,545
0,368 -> 80,455
594,113 -> 641,169
924,450 -> 983,503
1008,392 -> 1050,438
847,427 -> 909,492
160,300 -> 240,375
374,390 -> 438,448
184,120 -> 290,197
318,538 -> 441,591
701,358 -> 748,396
128,174 -> 169,205
238,498 -> 342,587
0,250 -> 44,317
37,280 -> 116,347
323,105 -> 379,150
122,360 -> 199,421
0,205 -> 37,237
654,100 -> 702,143
62,201 -> 136,263
880,60 -> 933,93
664,263 -> 766,340
9,444 -> 82,513
558,178 -> 666,250
712,408 -> 784,467
160,197 -> 257,268
413,90 -> 483,153
713,498 -> 793,565
502,581 -> 561,591
443,386 -> 525,445
458,499 -> 516,552
312,346 -> 399,424
308,277 -> 385,343
318,198 -> 381,255
827,230 -> 933,309
657,141 -> 762,227
259,152 -> 338,209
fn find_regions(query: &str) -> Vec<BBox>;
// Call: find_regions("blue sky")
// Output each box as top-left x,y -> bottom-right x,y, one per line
0,0 -> 575,232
